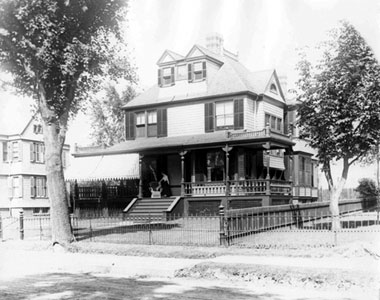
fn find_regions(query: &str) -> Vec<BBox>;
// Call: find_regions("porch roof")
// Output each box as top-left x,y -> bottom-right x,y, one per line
74,129 -> 294,157
65,153 -> 139,181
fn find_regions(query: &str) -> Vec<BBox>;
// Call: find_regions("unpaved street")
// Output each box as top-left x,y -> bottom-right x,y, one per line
0,248 -> 378,299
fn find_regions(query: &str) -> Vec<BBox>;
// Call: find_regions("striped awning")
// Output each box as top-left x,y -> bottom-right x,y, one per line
65,153 -> 139,182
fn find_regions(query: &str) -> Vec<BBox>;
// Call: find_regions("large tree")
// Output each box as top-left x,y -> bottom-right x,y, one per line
296,21 -> 380,230
89,83 -> 136,147
0,0 -> 135,244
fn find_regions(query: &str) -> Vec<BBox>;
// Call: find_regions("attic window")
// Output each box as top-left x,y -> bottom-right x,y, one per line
33,124 -> 43,134
270,83 -> 277,94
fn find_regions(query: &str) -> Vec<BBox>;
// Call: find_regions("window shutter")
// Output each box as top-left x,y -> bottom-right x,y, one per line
204,103 -> 214,132
233,99 -> 244,130
188,64 -> 193,82
18,141 -> 22,161
7,176 -> 12,198
125,111 -> 135,140
158,69 -> 162,87
18,176 -> 23,198
157,108 -> 167,137
202,61 -> 207,79
42,144 -> 45,163
170,67 -> 175,85
30,176 -> 36,198
43,177 -> 47,197
30,143 -> 35,162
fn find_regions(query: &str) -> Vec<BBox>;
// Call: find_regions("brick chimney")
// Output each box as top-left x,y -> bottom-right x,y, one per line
206,33 -> 224,55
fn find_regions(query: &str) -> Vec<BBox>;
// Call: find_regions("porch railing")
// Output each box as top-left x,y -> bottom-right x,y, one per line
183,179 -> 292,197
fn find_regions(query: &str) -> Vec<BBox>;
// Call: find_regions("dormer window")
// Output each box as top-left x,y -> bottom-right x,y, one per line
188,61 -> 206,82
270,83 -> 277,94
158,66 -> 175,87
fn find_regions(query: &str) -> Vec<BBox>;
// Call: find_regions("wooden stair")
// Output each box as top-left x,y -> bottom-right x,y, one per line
123,197 -> 180,220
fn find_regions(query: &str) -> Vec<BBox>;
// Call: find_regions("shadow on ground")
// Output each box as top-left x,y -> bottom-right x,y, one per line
0,272 -> 309,300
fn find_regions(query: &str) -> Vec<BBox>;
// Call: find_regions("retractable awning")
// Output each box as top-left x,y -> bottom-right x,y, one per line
65,153 -> 139,182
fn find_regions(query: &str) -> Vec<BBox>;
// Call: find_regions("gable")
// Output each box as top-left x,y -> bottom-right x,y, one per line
157,50 -> 184,66
187,47 -> 205,59
263,71 -> 286,103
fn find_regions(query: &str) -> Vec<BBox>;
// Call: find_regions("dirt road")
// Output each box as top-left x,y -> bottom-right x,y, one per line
0,247 -> 378,299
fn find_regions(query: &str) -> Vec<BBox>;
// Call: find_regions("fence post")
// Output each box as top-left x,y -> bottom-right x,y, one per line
19,210 -> 24,240
148,214 -> 152,245
219,205 -> 227,246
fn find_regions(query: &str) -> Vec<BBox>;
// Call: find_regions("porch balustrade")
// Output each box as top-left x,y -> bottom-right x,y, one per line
183,179 -> 292,197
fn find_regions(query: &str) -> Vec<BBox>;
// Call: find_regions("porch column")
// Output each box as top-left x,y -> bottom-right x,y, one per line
179,151 -> 188,196
266,150 -> 270,195
222,145 -> 233,208
138,154 -> 144,199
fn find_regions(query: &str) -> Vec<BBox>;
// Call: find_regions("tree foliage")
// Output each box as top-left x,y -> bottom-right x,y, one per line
89,83 -> 136,147
0,0 -> 135,244
297,21 -> 380,174
296,21 -> 380,229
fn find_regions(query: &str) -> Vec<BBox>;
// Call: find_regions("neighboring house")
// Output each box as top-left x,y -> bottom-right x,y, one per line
72,34 -> 318,216
0,97 -> 70,217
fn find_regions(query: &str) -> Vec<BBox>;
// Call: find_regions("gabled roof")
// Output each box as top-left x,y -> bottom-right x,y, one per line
157,49 -> 185,65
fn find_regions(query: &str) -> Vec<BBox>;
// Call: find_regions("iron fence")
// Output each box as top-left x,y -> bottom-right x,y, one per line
1,205 -> 379,248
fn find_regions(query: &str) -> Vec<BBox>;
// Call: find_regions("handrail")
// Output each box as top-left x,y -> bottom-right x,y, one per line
166,196 -> 182,212
123,197 -> 138,214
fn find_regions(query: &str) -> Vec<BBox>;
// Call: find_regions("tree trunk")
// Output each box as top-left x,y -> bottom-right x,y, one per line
324,158 -> 350,231
43,121 -> 73,245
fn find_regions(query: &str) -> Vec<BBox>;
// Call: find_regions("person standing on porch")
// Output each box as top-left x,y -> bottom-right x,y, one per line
158,173 -> 171,197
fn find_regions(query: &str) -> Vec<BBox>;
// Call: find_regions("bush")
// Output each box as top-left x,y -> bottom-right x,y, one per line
355,179 -> 379,206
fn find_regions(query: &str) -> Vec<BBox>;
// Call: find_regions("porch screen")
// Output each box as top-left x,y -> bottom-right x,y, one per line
125,111 -> 135,140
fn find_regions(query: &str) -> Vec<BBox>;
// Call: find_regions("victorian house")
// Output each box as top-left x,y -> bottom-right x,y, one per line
0,97 -> 70,217
71,34 -> 318,216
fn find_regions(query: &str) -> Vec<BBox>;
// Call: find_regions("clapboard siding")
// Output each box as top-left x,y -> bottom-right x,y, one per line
168,103 -> 205,137
263,101 -> 283,118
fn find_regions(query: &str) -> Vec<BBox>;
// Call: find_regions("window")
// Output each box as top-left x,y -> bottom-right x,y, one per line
193,62 -> 204,81
33,207 -> 49,215
2,141 -> 8,162
131,109 -> 167,138
30,142 -> 45,163
33,124 -> 43,134
205,99 -> 244,132
31,176 -> 47,198
270,83 -> 278,94
162,67 -> 173,85
12,141 -> 19,161
265,114 -> 283,133
176,65 -> 187,81
135,112 -> 146,138
216,101 -> 234,128
147,111 -> 157,137
158,66 -> 175,87
188,61 -> 206,82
